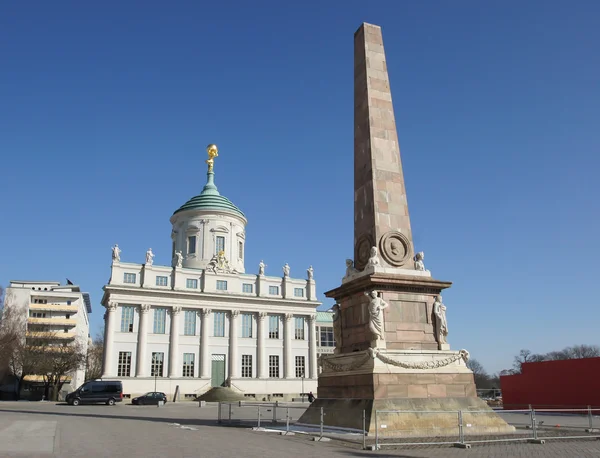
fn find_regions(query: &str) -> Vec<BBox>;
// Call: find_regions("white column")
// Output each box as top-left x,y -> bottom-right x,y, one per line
168,306 -> 182,377
284,313 -> 294,379
308,314 -> 318,379
200,308 -> 212,379
229,310 -> 240,379
101,302 -> 117,377
136,304 -> 151,377
257,312 -> 267,378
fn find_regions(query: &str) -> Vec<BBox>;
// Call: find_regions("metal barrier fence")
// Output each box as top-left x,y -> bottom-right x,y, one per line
217,402 -> 368,448
217,402 -> 600,451
374,407 -> 600,450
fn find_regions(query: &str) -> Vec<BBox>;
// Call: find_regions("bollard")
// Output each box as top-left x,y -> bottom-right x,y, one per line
320,407 -> 324,440
375,410 -> 379,451
286,407 -> 290,432
588,405 -> 594,432
362,409 -> 366,450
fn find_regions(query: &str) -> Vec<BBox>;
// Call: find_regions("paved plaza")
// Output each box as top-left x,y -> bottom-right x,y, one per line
1,402 -> 600,457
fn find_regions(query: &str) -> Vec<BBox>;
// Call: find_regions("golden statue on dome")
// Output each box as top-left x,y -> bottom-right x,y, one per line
206,144 -> 219,172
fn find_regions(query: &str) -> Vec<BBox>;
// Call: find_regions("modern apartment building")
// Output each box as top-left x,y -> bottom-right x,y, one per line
4,280 -> 92,394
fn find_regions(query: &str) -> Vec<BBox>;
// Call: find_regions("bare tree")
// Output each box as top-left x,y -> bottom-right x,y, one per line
85,333 -> 104,381
512,349 -> 546,374
40,341 -> 87,401
466,358 -> 490,388
545,344 -> 600,361
0,288 -> 27,383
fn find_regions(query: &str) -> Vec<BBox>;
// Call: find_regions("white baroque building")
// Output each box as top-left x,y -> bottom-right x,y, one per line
101,145 -> 321,400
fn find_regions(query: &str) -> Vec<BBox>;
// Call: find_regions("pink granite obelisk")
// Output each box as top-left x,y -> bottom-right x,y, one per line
353,23 -> 414,271
298,23 -> 514,437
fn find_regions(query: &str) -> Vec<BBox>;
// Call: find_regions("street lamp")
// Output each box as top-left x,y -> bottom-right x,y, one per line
152,355 -> 158,392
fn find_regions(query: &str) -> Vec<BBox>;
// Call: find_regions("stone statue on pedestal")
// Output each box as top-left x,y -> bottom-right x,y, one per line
145,248 -> 154,266
173,250 -> 183,268
344,259 -> 359,278
283,263 -> 290,277
366,246 -> 380,268
433,295 -> 449,347
111,244 -> 121,262
414,251 -> 427,272
332,303 -> 342,354
258,260 -> 266,276
307,265 -> 314,280
365,290 -> 389,346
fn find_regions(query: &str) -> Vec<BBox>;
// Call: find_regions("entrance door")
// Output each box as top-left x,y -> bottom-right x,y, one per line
211,354 -> 226,387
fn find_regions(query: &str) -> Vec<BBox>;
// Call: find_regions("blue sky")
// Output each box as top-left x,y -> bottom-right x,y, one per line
1,1 -> 598,375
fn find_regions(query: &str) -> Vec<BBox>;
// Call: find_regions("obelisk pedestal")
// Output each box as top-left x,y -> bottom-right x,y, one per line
298,23 -> 513,437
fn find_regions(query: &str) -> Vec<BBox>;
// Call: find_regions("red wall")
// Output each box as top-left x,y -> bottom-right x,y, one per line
500,357 -> 600,409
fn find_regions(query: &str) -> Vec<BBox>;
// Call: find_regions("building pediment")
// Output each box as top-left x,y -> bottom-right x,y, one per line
210,225 -> 229,234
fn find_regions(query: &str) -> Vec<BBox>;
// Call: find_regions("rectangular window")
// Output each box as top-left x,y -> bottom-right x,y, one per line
242,283 -> 253,294
241,313 -> 253,338
120,306 -> 134,333
294,317 -> 305,340
242,355 -> 252,378
151,352 -> 164,377
66,300 -> 71,305
213,311 -> 225,337
269,285 -> 279,295
188,236 -> 196,255
216,236 -> 225,254
238,241 -> 243,259
117,352 -> 131,377
320,327 -> 335,347
184,310 -> 196,336
186,278 -> 198,289
182,353 -> 195,377
269,355 -> 279,378
216,280 -> 227,291
123,273 -> 136,284
295,356 -> 306,378
156,276 -> 168,287
153,308 -> 166,334
294,288 -> 304,298
268,315 -> 279,339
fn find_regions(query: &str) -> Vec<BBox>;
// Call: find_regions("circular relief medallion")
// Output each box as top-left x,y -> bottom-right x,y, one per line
379,231 -> 411,267
355,233 -> 374,270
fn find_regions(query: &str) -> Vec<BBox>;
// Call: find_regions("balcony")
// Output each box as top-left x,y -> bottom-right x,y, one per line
27,317 -> 77,327
29,303 -> 78,313
26,331 -> 76,340
23,375 -> 72,383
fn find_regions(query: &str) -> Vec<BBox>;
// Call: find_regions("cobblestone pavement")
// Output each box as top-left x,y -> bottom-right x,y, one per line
1,402 -> 599,458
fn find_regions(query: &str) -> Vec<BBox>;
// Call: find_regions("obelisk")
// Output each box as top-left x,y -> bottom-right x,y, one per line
298,23 -> 514,437
353,23 -> 414,271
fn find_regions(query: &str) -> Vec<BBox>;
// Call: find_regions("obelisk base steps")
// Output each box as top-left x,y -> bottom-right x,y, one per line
297,397 -> 515,437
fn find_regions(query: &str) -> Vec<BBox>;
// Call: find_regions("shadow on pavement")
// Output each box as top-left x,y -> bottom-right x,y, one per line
0,407 -> 221,428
